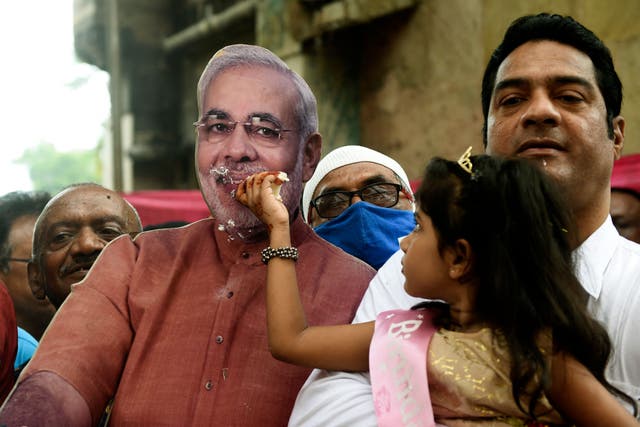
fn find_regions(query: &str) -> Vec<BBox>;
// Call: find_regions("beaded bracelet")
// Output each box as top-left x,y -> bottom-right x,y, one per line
261,246 -> 299,264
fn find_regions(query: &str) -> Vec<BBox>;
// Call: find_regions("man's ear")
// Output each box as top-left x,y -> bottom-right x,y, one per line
612,115 -> 625,160
301,133 -> 322,183
447,238 -> 474,283
27,260 -> 46,300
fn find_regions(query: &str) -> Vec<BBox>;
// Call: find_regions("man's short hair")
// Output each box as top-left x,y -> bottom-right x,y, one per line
481,13 -> 622,144
0,191 -> 51,273
197,44 -> 319,141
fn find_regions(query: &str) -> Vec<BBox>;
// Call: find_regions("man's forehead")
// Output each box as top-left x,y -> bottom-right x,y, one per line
202,66 -> 296,118
316,162 -> 396,193
43,189 -> 126,226
495,40 -> 597,86
53,186 -> 118,206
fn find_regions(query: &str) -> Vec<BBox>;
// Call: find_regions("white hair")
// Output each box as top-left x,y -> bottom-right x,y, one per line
197,44 -> 318,140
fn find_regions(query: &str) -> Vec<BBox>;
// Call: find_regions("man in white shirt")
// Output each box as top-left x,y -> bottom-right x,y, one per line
290,13 -> 640,426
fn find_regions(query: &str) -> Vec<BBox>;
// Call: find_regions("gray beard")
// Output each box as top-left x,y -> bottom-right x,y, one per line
198,162 -> 304,243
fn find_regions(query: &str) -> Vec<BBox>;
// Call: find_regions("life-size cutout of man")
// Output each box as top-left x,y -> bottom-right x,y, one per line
0,45 -> 374,426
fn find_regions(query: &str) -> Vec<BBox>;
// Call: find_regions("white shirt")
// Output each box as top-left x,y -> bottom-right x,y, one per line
289,217 -> 640,426
576,217 -> 640,401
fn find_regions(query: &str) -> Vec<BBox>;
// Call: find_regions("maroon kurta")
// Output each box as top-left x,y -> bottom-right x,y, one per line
0,282 -> 17,403
23,217 -> 374,425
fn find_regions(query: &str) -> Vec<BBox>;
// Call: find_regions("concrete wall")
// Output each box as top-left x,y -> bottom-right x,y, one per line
76,0 -> 640,188
296,0 -> 640,181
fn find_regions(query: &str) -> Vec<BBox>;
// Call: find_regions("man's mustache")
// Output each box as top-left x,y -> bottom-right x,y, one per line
59,253 -> 100,276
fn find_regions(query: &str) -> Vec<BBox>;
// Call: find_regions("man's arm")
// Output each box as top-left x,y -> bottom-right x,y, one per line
547,353 -> 639,426
289,250 -> 423,426
0,371 -> 91,426
3,237 -> 138,424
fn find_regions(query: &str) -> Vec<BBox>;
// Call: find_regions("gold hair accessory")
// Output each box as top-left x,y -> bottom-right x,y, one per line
457,146 -> 473,175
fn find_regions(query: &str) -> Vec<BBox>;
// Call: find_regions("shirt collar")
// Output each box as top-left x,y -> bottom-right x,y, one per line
573,216 -> 619,299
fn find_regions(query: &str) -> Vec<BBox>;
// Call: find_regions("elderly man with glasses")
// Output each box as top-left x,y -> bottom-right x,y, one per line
302,145 -> 415,269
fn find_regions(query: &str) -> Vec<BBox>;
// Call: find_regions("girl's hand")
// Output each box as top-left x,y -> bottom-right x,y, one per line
236,171 -> 290,231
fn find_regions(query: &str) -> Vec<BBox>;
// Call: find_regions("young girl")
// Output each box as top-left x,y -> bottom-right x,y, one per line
236,153 -> 638,427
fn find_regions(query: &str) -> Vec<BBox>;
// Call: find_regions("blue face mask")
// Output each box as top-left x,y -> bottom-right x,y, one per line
313,202 -> 415,269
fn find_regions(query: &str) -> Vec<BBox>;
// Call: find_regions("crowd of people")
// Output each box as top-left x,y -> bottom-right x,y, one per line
0,12 -> 638,427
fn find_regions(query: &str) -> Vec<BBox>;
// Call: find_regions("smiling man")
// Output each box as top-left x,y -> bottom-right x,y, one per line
28,183 -> 142,309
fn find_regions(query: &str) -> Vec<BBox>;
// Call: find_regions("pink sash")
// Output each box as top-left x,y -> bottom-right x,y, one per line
369,308 -> 437,427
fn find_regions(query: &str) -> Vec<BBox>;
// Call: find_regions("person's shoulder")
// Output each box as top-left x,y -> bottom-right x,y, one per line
376,249 -> 403,276
615,234 -> 640,259
133,218 -> 213,245
607,236 -> 640,291
103,218 -> 216,264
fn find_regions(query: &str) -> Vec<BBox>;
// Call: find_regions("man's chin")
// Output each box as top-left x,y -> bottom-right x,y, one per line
199,173 -> 298,241
207,200 -> 268,239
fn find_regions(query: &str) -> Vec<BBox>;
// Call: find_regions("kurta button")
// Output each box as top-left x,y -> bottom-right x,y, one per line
204,380 -> 213,390
241,252 -> 250,259
227,291 -> 234,298
215,335 -> 224,344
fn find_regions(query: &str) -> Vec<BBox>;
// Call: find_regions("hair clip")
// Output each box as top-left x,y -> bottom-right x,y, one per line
457,146 -> 473,175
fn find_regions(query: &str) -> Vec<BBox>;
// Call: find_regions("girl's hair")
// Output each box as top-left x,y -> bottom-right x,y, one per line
416,154 -> 637,418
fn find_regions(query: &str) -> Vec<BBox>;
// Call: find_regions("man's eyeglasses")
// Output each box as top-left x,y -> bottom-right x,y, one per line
311,182 -> 404,219
193,114 -> 292,145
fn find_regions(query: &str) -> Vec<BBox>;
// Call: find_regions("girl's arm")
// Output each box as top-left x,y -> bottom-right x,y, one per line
236,172 -> 373,372
547,352 -> 638,426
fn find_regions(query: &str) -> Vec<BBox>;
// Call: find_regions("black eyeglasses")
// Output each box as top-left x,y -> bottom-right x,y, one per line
311,182 -> 404,219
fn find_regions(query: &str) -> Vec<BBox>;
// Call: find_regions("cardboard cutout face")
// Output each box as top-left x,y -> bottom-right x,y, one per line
195,66 -> 319,240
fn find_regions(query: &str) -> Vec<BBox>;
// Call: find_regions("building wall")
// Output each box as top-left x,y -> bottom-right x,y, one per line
75,0 -> 640,188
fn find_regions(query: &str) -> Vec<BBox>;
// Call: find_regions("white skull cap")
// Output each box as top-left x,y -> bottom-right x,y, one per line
302,145 -> 412,222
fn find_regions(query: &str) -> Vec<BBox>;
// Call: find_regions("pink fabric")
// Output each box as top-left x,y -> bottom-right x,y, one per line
611,153 -> 640,194
122,190 -> 211,227
370,308 -> 437,427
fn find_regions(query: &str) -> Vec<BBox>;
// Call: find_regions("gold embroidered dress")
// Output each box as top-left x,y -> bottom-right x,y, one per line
428,327 -> 567,426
